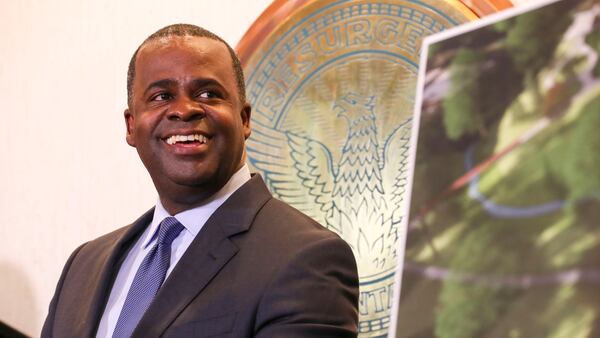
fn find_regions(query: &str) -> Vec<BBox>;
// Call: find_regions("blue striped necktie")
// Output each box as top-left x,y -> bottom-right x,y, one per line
112,216 -> 184,338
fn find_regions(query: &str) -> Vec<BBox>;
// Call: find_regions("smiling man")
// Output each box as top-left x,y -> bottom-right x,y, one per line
42,24 -> 359,338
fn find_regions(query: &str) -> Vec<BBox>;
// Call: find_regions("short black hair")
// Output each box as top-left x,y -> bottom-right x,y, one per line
127,23 -> 246,107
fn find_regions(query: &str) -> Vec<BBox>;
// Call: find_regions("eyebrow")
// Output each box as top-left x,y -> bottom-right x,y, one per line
143,79 -> 178,97
190,78 -> 226,93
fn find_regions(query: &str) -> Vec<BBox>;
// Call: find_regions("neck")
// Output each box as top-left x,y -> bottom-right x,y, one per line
157,163 -> 250,215
158,183 -> 223,215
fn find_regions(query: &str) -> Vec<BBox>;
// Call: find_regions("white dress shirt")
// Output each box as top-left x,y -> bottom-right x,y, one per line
96,164 -> 251,338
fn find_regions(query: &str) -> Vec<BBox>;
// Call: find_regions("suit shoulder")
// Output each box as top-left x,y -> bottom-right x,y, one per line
77,208 -> 153,255
77,223 -> 133,253
260,198 -> 329,229
252,197 -> 348,248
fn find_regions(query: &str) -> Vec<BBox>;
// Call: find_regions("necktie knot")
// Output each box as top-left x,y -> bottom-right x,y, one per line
157,217 -> 184,245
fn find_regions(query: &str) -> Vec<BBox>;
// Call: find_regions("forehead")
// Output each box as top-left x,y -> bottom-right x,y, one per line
134,35 -> 235,86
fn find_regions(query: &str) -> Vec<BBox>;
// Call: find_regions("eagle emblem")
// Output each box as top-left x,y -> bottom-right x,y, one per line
247,92 -> 412,276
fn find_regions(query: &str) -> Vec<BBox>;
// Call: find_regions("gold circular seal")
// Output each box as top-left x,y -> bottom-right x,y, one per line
237,1 -> 509,336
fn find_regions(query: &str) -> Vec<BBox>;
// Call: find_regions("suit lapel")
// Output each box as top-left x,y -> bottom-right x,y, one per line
132,175 -> 272,338
80,209 -> 154,338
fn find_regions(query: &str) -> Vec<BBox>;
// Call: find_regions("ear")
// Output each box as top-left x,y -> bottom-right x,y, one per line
124,108 -> 136,147
241,103 -> 252,139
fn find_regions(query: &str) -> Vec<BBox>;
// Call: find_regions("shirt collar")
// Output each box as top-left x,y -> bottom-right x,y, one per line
142,164 -> 251,248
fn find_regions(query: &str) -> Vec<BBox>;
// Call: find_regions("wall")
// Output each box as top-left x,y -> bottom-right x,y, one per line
0,1 -> 271,335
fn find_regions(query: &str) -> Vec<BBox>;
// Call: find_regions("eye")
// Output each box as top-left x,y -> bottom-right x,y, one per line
197,90 -> 218,99
151,92 -> 173,101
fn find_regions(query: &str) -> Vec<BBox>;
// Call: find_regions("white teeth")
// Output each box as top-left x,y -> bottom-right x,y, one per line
165,134 -> 207,145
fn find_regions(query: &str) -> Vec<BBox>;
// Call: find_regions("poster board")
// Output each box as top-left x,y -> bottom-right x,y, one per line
391,0 -> 600,336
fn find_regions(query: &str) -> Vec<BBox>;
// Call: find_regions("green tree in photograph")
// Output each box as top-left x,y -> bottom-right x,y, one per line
435,223 -> 520,338
503,1 -> 578,75
501,0 -> 580,112
561,96 -> 600,201
442,48 -> 484,140
440,31 -> 523,143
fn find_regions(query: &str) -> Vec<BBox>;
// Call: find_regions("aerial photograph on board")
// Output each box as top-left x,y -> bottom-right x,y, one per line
396,0 -> 600,337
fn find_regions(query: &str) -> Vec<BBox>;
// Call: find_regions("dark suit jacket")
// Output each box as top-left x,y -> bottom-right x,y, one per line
42,175 -> 359,338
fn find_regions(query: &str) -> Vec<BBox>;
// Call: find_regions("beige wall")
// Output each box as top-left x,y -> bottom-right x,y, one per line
0,1 -> 271,335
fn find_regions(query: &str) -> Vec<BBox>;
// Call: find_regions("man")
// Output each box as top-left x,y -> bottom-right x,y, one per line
42,24 -> 359,338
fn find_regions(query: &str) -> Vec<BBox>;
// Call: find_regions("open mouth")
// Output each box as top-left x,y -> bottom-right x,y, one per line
164,134 -> 209,145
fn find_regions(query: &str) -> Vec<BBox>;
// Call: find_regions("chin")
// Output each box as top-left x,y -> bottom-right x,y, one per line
170,173 -> 214,187
153,162 -> 236,192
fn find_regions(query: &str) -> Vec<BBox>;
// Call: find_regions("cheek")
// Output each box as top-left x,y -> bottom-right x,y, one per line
206,109 -> 243,136
134,114 -> 161,139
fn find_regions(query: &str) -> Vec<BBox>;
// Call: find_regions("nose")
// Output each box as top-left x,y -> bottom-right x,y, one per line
166,97 -> 205,121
